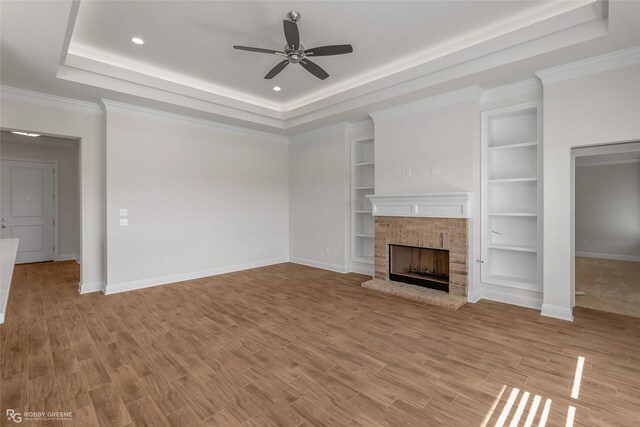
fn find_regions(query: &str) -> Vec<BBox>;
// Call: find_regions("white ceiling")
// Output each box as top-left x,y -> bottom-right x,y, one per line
70,1 -> 577,106
1,1 -> 640,134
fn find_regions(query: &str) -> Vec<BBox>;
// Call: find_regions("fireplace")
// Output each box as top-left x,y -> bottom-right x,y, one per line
389,244 -> 450,292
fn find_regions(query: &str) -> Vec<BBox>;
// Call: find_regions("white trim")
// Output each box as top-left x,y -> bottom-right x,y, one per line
481,79 -> 542,104
368,86 -> 481,122
100,99 -> 289,143
104,257 -> 289,295
541,303 -> 574,322
288,257 -> 348,274
575,251 -> 640,263
79,281 -> 105,294
575,158 -> 640,167
0,85 -> 102,115
349,263 -> 375,276
535,45 -> 640,84
58,253 -> 78,262
466,290 -> 483,304
480,283 -> 543,310
367,192 -> 472,218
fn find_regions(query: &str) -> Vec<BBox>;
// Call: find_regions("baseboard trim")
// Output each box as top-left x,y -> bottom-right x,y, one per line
479,283 -> 543,310
466,290 -> 483,304
79,281 -> 105,294
541,304 -> 574,322
104,257 -> 289,295
349,263 -> 374,276
289,257 -> 348,274
575,251 -> 640,263
58,253 -> 78,262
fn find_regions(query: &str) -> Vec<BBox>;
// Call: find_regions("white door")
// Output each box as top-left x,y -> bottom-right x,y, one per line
1,160 -> 55,263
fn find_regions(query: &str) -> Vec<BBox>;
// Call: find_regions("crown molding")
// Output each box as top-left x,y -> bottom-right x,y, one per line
481,78 -> 542,104
1,85 -> 102,115
368,86 -> 481,122
535,45 -> 640,84
100,99 -> 289,144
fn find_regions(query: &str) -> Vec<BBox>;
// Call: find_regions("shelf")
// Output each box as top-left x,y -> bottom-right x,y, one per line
354,234 -> 374,238
485,274 -> 538,291
488,177 -> 537,183
488,244 -> 537,253
355,186 -> 374,190
355,210 -> 372,214
487,141 -> 537,151
488,212 -> 537,217
354,161 -> 374,167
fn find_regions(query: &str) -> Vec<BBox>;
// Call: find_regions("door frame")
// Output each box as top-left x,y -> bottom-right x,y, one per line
0,157 -> 59,262
571,140 -> 640,308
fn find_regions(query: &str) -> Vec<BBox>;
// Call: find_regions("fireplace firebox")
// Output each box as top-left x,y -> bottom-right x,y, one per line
389,244 -> 450,292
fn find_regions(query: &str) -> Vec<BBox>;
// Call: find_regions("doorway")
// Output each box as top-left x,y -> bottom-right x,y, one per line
0,131 -> 80,264
572,141 -> 640,317
0,159 -> 56,263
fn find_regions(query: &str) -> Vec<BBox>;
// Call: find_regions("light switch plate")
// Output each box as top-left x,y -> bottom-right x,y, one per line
119,218 -> 128,226
119,208 -> 128,216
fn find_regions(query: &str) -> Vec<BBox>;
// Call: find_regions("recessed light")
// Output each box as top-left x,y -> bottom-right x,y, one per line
273,86 -> 281,92
131,37 -> 144,45
11,131 -> 40,137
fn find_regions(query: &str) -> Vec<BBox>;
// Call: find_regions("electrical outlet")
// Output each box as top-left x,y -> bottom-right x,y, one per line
119,208 -> 128,216
119,218 -> 128,226
325,247 -> 330,254
431,166 -> 440,175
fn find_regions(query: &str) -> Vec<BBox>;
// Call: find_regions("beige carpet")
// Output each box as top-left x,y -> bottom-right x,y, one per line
575,256 -> 640,318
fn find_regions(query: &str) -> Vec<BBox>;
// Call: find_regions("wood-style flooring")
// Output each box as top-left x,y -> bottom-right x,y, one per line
1,261 -> 639,426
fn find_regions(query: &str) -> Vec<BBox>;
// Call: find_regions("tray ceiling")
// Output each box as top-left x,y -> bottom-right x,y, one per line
2,1 -> 639,132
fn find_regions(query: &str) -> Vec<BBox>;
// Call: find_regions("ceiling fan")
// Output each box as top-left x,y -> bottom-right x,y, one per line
233,11 -> 353,80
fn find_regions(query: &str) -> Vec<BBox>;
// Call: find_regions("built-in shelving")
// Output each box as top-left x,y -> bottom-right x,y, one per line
481,101 -> 542,292
352,138 -> 375,265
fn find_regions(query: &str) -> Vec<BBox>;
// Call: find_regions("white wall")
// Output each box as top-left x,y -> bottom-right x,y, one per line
103,104 -> 289,290
1,133 -> 80,259
289,124 -> 350,272
373,98 -> 479,194
575,161 -> 640,260
542,63 -> 640,320
0,90 -> 105,290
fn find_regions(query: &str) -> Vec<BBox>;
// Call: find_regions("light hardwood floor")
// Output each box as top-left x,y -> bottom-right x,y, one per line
1,261 -> 639,426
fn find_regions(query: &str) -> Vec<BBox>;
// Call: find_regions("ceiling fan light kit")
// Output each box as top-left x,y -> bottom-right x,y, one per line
233,11 -> 353,81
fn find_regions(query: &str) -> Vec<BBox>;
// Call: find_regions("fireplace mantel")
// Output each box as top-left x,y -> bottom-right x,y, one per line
367,192 -> 472,218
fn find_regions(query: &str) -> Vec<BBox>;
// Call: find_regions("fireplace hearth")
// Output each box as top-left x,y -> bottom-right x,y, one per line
389,244 -> 450,292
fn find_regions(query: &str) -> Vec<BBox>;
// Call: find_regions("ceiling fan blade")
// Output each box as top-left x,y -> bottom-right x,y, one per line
300,59 -> 329,80
264,60 -> 289,79
305,45 -> 353,56
233,45 -> 281,55
283,20 -> 300,49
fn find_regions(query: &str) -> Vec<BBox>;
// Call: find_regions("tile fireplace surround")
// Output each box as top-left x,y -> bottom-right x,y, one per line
367,193 -> 472,302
